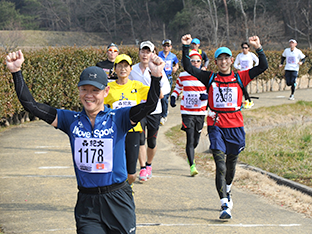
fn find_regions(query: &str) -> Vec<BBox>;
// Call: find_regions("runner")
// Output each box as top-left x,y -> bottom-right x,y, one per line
190,38 -> 209,70
104,54 -> 149,186
234,42 -> 259,108
6,49 -> 164,233
129,41 -> 171,182
279,39 -> 305,100
181,34 -> 268,220
170,49 -> 208,176
96,43 -> 119,82
158,39 -> 179,125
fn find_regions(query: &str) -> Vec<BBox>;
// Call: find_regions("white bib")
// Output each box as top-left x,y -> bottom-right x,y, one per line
240,60 -> 249,70
165,60 -> 172,71
184,92 -> 200,109
74,138 -> 113,173
213,87 -> 238,108
287,56 -> 296,64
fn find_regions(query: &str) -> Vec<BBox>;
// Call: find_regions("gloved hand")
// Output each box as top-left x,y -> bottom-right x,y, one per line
170,96 -> 176,107
199,93 -> 208,100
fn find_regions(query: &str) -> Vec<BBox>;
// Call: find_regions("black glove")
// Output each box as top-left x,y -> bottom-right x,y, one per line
170,96 -> 176,107
199,93 -> 208,101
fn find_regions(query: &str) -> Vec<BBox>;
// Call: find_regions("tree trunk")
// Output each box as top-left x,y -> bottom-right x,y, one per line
113,0 -> 117,39
163,23 -> 166,40
120,0 -> 136,43
253,0 -> 258,29
236,0 -> 248,41
145,1 -> 153,40
223,0 -> 229,45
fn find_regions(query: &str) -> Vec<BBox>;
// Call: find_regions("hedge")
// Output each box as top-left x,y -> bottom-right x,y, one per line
0,46 -> 311,126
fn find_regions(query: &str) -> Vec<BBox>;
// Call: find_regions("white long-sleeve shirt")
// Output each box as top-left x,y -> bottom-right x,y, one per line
129,63 -> 170,114
234,52 -> 259,71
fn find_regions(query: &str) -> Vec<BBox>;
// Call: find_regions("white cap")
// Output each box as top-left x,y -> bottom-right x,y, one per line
289,39 -> 297,44
140,41 -> 155,52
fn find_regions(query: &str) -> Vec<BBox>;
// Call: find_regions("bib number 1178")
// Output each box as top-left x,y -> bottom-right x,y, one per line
74,138 -> 113,173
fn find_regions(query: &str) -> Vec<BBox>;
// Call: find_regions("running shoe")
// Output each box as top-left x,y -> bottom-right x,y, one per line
248,100 -> 254,108
219,203 -> 232,219
139,168 -> 148,182
146,166 -> 152,179
243,100 -> 250,109
160,117 -> 167,126
227,191 -> 233,210
289,95 -> 295,100
190,164 -> 198,176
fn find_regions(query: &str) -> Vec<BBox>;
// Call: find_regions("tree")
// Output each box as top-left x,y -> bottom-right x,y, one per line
223,0 -> 230,45
234,0 -> 249,42
0,0 -> 20,29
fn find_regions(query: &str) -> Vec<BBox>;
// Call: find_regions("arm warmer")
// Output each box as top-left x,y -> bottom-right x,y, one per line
280,56 -> 286,65
129,75 -> 161,123
248,49 -> 269,79
12,71 -> 57,124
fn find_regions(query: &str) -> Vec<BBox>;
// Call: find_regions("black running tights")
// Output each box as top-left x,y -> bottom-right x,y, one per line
212,149 -> 238,199
185,128 -> 201,166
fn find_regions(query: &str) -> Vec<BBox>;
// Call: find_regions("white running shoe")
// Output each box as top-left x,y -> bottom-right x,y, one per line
160,117 -> 167,126
289,95 -> 295,100
219,203 -> 232,219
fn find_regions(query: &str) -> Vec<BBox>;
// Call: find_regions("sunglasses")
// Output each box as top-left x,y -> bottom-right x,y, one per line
190,59 -> 201,63
108,48 -> 118,52
163,44 -> 171,47
242,47 -> 249,49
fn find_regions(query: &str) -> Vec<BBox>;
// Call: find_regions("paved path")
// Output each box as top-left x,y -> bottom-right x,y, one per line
1,88 -> 312,234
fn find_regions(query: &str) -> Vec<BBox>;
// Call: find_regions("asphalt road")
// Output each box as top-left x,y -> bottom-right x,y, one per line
0,88 -> 312,234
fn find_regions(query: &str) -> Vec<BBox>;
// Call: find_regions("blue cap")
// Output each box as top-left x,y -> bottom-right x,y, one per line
191,38 -> 200,45
78,66 -> 108,90
214,47 -> 232,59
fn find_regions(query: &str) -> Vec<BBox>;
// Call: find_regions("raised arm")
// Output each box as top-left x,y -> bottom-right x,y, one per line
181,34 -> 211,86
129,53 -> 164,124
6,50 -> 58,127
248,36 -> 268,79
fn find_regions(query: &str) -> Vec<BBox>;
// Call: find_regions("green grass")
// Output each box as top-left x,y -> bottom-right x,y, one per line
240,123 -> 312,186
166,101 -> 312,187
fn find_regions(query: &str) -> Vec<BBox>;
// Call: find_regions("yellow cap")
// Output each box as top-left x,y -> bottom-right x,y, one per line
114,54 -> 132,65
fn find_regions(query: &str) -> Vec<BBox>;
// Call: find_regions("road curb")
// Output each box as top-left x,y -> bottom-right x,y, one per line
238,163 -> 312,197
201,148 -> 312,197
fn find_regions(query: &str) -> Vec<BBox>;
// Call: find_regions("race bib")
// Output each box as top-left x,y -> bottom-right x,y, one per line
241,60 -> 249,69
74,138 -> 113,173
112,100 -> 136,109
165,60 -> 172,71
184,93 -> 200,109
287,56 -> 296,64
213,87 -> 238,108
